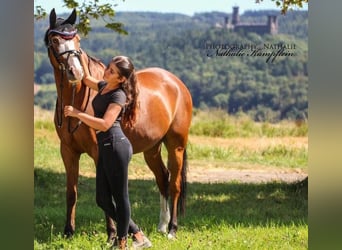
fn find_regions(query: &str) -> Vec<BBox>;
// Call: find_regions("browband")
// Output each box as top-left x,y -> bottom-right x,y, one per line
48,29 -> 78,40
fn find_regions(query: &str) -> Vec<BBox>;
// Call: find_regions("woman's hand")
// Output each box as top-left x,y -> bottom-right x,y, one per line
79,53 -> 101,91
64,105 -> 80,118
80,53 -> 90,78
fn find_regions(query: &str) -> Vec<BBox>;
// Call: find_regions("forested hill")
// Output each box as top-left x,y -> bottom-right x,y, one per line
34,10 -> 308,122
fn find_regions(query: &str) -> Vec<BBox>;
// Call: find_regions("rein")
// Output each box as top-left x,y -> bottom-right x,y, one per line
48,33 -> 90,134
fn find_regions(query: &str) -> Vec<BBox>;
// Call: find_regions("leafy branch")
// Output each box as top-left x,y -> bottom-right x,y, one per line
255,0 -> 309,15
34,0 -> 127,36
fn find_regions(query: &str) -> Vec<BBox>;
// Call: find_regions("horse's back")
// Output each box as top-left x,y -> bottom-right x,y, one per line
137,67 -> 187,93
123,67 -> 192,153
137,67 -> 192,124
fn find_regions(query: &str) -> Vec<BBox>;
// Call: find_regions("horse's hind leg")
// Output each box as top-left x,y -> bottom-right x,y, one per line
166,145 -> 186,238
164,133 -> 188,239
143,143 -> 170,234
61,143 -> 80,237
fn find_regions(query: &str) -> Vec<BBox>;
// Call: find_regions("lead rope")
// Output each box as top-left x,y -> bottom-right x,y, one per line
56,62 -> 65,128
68,82 -> 83,133
67,53 -> 92,134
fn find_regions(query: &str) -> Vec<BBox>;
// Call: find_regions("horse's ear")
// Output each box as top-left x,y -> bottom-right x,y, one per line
49,8 -> 57,29
62,8 -> 77,25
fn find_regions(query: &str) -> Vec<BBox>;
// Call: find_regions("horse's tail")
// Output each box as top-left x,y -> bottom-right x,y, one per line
179,148 -> 188,216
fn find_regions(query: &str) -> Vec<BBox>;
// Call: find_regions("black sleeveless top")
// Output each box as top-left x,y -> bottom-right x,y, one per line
92,81 -> 126,122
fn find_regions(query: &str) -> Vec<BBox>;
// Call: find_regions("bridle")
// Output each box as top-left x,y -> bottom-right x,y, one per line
47,29 -> 82,68
47,29 -> 90,134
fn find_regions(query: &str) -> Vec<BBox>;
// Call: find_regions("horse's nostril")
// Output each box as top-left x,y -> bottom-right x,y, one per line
69,66 -> 77,76
68,66 -> 83,81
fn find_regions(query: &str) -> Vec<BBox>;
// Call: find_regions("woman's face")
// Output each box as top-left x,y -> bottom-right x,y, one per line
103,62 -> 124,84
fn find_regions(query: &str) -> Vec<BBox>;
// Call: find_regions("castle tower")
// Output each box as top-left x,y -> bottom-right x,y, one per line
232,6 -> 239,25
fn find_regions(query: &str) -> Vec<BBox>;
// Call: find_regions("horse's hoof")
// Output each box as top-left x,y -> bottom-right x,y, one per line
106,232 -> 116,246
167,229 -> 176,240
158,229 -> 167,235
64,231 -> 74,239
167,233 -> 176,240
64,226 -> 75,238
157,223 -> 168,234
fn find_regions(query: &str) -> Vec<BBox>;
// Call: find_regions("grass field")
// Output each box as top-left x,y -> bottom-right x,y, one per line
34,107 -> 308,249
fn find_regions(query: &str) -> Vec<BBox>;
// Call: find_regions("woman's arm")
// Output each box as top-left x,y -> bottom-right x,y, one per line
80,53 -> 102,91
64,103 -> 122,132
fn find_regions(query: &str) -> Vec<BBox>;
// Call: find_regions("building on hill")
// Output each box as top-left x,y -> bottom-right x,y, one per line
220,6 -> 278,35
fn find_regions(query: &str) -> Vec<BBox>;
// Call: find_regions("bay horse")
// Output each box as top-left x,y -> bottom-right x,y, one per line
44,8 -> 192,239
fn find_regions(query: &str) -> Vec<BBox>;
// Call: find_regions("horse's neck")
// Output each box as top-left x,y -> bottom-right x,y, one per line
86,53 -> 105,78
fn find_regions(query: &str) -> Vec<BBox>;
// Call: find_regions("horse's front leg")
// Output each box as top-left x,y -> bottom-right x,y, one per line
105,214 -> 116,244
61,143 -> 80,237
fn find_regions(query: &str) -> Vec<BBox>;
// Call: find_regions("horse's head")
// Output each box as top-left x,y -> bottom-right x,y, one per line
44,8 -> 83,83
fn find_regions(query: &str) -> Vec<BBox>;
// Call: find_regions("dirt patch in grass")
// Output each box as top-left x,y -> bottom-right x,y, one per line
189,136 -> 308,151
186,165 -> 307,184
80,163 -> 309,185
124,164 -> 308,184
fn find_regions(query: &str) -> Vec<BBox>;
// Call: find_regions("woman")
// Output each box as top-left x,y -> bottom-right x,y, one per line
64,55 -> 151,249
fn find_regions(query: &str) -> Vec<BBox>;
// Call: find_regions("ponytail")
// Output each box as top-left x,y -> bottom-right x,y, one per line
122,69 -> 139,127
111,56 -> 139,127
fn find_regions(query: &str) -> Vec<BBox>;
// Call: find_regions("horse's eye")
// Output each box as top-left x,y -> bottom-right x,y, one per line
51,38 -> 59,44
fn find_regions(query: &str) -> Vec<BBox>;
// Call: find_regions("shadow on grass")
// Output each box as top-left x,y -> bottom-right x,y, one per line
34,168 -> 307,243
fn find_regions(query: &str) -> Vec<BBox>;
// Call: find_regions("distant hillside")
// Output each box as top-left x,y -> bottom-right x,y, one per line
34,10 -> 308,122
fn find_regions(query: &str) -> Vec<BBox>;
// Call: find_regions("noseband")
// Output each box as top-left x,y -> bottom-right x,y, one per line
47,29 -> 89,133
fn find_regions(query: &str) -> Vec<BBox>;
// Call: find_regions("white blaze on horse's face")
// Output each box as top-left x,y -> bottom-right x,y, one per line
59,38 -> 84,82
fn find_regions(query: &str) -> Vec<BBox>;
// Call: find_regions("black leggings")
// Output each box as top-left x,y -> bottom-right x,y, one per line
96,126 -> 139,238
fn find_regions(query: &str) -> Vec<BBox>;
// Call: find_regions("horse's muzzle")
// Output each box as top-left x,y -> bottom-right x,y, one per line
67,66 -> 83,83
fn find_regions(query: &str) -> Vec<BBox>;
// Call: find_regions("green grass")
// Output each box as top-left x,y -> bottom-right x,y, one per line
190,109 -> 308,138
187,143 -> 307,168
34,169 -> 307,249
34,107 -> 307,249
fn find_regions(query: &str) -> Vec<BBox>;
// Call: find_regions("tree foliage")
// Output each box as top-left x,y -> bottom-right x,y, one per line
256,0 -> 308,15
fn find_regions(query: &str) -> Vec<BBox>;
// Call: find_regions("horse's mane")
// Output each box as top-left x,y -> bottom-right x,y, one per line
82,50 -> 106,67
82,50 -> 105,74
87,54 -> 105,68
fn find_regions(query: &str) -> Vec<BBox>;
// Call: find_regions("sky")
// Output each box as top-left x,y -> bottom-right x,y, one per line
35,0 -> 308,16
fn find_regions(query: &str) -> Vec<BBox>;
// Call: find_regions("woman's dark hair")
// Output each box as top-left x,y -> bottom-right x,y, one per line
111,56 -> 139,127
